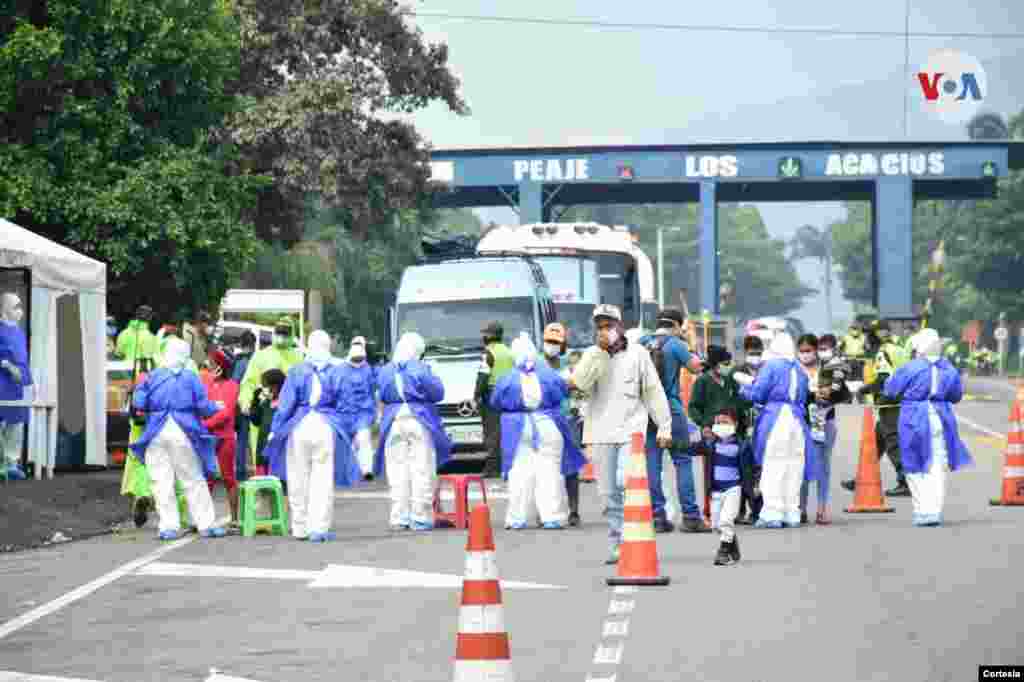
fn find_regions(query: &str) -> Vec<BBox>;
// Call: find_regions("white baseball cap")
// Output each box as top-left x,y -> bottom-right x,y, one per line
592,304 -> 622,321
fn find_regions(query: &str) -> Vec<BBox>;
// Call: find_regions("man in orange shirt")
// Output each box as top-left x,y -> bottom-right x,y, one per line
203,348 -> 241,526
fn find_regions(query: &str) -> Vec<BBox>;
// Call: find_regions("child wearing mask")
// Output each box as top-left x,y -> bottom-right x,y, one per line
700,408 -> 755,565
734,336 -> 765,524
806,334 -> 851,524
251,369 -> 287,478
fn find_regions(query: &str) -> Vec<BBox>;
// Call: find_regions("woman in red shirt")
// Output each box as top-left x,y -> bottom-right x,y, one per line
203,348 -> 241,527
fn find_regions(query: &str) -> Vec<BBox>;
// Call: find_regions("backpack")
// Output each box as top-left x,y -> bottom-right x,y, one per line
641,335 -> 671,385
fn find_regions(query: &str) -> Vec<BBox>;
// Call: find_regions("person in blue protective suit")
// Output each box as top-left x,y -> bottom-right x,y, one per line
129,337 -> 226,540
263,330 -> 362,542
882,328 -> 973,527
334,336 -> 378,480
0,292 -> 31,480
493,333 -> 587,530
374,332 -> 450,531
734,332 -> 817,529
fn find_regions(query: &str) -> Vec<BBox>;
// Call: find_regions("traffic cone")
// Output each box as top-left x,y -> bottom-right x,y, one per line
607,432 -> 670,586
454,505 -> 513,682
845,407 -> 895,513
990,396 -> 1024,506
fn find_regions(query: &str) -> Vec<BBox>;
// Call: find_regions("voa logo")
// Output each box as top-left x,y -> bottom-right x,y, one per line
916,49 -> 987,125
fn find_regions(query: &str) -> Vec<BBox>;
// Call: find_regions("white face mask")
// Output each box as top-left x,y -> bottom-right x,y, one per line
818,349 -> 834,362
712,423 -> 736,439
799,351 -> 816,365
605,328 -> 620,345
272,334 -> 287,347
747,354 -> 763,366
543,342 -> 561,358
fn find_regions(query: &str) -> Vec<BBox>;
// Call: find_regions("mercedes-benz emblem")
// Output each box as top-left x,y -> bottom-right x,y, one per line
457,400 -> 477,418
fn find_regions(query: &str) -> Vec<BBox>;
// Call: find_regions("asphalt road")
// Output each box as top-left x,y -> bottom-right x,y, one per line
1,389 -> 1022,682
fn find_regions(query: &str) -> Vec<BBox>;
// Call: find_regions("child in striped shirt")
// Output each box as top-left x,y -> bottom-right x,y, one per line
704,407 -> 757,566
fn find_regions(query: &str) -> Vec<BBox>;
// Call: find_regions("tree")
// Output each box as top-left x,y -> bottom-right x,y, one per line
788,224 -> 835,330
966,111 -> 1010,141
223,0 -> 468,244
0,0 -> 268,322
558,203 -> 814,318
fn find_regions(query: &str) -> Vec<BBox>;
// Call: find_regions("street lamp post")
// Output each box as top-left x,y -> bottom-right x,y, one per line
656,226 -> 686,308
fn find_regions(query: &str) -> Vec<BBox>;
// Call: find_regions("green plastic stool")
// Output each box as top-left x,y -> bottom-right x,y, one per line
239,476 -> 289,537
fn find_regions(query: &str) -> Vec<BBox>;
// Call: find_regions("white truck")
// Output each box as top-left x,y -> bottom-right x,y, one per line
388,256 -> 555,449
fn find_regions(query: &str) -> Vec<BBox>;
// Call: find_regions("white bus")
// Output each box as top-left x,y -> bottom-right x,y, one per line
476,222 -> 658,347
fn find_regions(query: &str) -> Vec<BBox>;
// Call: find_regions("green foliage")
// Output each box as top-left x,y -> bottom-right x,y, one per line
558,203 -> 814,318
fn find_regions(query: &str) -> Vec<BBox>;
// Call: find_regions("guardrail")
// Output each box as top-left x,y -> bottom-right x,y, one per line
0,399 -> 57,480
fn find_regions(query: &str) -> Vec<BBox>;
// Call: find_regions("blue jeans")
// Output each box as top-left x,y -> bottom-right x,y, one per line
593,441 -> 630,547
645,414 -> 701,521
801,418 -> 837,511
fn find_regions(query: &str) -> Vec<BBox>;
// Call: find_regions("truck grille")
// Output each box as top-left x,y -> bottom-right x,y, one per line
438,403 -> 479,419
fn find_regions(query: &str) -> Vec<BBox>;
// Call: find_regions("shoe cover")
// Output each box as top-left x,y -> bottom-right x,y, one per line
200,527 -> 226,538
158,530 -> 180,541
541,521 -> 564,530
6,466 -> 26,480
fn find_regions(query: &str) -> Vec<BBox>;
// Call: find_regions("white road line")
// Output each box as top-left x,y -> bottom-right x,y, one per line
602,620 -> 630,637
206,670 -> 267,682
584,676 -> 617,682
956,414 -> 1004,439
0,673 -> 105,682
592,643 -> 624,665
607,600 -> 635,615
0,520 -> 221,641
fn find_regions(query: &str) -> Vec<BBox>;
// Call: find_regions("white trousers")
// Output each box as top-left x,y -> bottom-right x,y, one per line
505,415 -> 568,527
711,485 -> 742,542
287,412 -> 336,538
0,421 -> 24,468
759,406 -> 806,525
385,416 -> 437,527
147,418 -> 216,533
906,404 -> 948,518
354,427 -> 374,476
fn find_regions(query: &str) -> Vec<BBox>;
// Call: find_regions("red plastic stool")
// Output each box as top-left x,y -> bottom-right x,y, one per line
434,474 -> 488,529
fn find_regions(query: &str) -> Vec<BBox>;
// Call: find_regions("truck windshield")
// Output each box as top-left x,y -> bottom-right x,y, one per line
397,298 -> 537,354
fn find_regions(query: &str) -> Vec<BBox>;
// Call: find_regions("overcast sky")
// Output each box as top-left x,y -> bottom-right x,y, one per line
400,1 -> 1024,332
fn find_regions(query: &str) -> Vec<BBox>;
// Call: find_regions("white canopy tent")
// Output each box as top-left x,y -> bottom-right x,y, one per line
0,218 -> 107,474
219,289 -> 305,349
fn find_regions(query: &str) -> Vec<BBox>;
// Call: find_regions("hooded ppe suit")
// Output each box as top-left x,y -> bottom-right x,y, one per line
129,339 -> 220,534
335,337 -> 378,476
740,333 -> 816,527
262,331 -> 361,540
883,329 -> 973,525
0,294 -> 31,475
374,333 -> 451,529
491,334 -> 586,528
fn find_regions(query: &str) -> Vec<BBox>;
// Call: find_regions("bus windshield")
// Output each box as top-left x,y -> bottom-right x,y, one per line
532,256 -> 599,304
396,298 -> 537,354
595,253 -> 639,328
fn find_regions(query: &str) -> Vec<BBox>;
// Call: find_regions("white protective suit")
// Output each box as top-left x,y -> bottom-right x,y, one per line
504,334 -> 569,529
287,330 -> 337,538
146,338 -> 217,534
759,333 -> 807,527
385,332 -> 438,529
906,329 -> 948,521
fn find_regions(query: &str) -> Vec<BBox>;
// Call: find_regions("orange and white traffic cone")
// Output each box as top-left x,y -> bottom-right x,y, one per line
607,432 -> 670,587
990,395 -> 1024,506
454,505 -> 513,682
845,407 -> 895,513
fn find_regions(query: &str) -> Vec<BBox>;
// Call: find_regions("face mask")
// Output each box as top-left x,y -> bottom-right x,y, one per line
712,423 -> 736,439
273,334 -> 289,347
605,328 -> 620,346
746,354 -> 763,367
850,329 -> 861,336
543,343 -> 561,358
818,349 -> 834,362
799,351 -> 816,365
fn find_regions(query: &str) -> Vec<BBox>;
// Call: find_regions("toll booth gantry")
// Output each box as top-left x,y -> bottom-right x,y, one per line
429,141 -> 1024,318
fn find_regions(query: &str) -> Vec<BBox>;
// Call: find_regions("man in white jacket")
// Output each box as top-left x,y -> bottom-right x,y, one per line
569,304 -> 673,564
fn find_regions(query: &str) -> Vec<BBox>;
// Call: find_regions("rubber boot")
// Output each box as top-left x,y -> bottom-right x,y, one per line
729,536 -> 741,562
565,474 -> 581,527
714,541 -> 734,566
886,478 -> 911,497
841,478 -> 856,492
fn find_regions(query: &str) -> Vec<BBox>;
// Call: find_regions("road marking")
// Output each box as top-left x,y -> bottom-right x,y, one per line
592,643 -> 624,665
136,561 -> 566,590
584,677 -> 616,682
957,414 -> 1004,439
602,620 -> 630,637
0,673 -> 104,681
206,670 -> 266,682
0,534 -> 196,641
607,600 -> 635,615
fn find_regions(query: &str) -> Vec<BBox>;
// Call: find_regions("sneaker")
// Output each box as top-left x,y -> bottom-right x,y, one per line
653,518 -> 675,533
729,536 -> 741,562
133,497 -> 151,528
541,521 -> 564,530
886,482 -> 911,497
841,479 -> 856,492
714,541 -> 734,566
157,529 -> 181,541
681,517 -> 711,533
605,546 -> 620,565
754,519 -> 783,529
5,465 -> 26,481
390,524 -> 410,532
199,527 -> 227,538
800,512 -> 809,524
505,521 -> 528,530
362,472 -> 375,482
309,531 -> 338,542
568,512 -> 581,527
